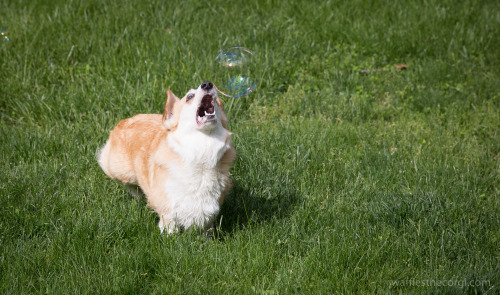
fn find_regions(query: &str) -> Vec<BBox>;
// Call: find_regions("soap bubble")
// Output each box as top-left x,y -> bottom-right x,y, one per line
0,31 -> 9,42
213,47 -> 257,98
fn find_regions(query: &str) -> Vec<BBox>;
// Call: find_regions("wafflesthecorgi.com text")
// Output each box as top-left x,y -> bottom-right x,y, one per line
388,278 -> 491,288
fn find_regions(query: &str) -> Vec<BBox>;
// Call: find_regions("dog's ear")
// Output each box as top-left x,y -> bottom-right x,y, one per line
163,88 -> 180,130
216,98 -> 229,128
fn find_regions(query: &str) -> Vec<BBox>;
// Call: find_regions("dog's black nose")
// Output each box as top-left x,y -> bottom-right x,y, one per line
201,81 -> 213,90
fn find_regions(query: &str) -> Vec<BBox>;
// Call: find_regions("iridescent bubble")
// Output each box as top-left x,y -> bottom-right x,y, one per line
0,31 -> 9,42
213,47 -> 257,98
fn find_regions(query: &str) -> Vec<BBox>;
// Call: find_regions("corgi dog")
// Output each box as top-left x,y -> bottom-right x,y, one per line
98,81 -> 236,234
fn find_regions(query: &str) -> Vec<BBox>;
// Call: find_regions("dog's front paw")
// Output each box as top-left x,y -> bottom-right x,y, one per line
204,223 -> 216,239
158,217 -> 179,234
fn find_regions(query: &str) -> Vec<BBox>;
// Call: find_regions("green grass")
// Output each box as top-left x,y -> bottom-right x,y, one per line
1,0 -> 499,293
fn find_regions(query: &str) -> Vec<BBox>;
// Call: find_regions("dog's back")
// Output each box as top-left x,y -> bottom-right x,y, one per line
98,114 -> 164,186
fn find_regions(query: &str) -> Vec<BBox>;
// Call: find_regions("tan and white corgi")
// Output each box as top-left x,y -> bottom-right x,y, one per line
98,81 -> 236,234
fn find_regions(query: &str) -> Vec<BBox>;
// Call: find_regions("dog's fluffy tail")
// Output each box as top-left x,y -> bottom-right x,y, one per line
96,140 -> 111,177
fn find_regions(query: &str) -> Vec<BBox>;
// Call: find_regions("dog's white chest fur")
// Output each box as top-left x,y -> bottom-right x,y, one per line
161,128 -> 230,232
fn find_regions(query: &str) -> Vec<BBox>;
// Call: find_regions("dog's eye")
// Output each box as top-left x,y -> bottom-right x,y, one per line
186,93 -> 195,101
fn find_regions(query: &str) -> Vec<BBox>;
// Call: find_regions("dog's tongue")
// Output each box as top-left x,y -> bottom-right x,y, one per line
205,104 -> 214,114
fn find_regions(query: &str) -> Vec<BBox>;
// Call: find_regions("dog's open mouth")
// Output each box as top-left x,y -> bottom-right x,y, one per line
196,94 -> 216,125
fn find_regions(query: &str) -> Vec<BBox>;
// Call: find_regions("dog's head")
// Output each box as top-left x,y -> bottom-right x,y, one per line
163,81 -> 228,133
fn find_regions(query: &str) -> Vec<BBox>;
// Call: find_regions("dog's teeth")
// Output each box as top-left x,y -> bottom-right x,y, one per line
205,111 -> 214,116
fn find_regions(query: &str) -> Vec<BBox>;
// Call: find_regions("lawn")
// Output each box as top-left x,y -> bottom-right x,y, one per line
0,0 -> 499,293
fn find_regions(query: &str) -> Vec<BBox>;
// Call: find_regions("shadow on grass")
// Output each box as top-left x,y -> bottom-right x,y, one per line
217,179 -> 301,236
115,178 -> 301,238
